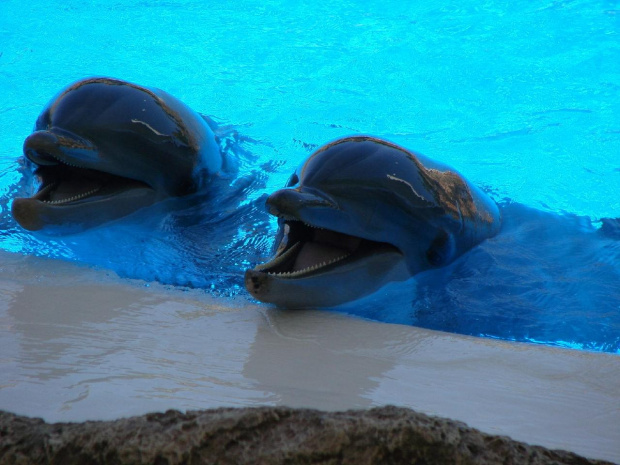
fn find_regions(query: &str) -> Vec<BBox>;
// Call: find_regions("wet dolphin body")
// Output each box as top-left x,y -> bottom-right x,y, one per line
12,77 -> 223,232
245,136 -> 502,308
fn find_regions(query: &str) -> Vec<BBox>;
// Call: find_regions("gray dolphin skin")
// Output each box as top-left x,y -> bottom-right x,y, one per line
12,77 -> 222,232
245,136 -> 502,308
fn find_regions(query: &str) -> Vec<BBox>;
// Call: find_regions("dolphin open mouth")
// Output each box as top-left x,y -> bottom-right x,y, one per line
250,220 -> 401,278
18,129 -> 154,208
245,218 -> 405,308
27,159 -> 150,207
12,137 -> 156,231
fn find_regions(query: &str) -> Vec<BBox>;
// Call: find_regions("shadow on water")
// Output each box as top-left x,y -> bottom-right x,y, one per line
1,132 -> 618,353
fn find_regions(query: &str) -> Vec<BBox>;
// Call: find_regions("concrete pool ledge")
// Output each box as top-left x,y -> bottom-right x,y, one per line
0,250 -> 619,463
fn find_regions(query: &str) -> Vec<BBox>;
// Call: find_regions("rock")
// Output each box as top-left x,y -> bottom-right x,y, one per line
0,406 -> 613,465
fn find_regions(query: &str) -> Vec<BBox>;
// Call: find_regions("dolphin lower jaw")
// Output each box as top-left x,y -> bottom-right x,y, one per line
12,185 -> 158,233
244,246 -> 406,308
12,164 -> 158,232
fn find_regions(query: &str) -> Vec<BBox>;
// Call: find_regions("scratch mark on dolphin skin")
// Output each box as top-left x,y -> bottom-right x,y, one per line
131,119 -> 166,136
386,174 -> 427,202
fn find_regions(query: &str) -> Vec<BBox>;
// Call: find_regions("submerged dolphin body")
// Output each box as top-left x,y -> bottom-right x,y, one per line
245,136 -> 502,308
12,77 -> 224,232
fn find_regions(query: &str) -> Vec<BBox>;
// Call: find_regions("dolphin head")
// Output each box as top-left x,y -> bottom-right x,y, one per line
12,77 -> 221,232
245,136 -> 501,308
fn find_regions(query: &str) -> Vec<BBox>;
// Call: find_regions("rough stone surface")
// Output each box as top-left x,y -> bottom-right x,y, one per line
0,406 -> 613,465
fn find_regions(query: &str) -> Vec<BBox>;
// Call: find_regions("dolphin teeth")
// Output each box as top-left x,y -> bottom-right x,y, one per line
44,186 -> 102,205
254,241 -> 302,271
268,252 -> 351,278
34,181 -> 58,200
304,222 -> 323,230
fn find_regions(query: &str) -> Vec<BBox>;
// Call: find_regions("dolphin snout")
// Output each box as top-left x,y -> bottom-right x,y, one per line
244,269 -> 271,299
23,130 -> 97,167
266,188 -> 336,218
23,131 -> 63,166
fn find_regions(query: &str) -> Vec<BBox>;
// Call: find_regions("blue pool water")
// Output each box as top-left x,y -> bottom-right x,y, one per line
0,0 -> 618,352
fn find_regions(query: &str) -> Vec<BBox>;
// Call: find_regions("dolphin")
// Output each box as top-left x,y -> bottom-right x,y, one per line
245,136 -> 502,308
12,77 -> 224,232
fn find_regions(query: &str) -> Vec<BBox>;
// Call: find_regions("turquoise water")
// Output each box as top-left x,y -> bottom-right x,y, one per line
0,0 -> 619,352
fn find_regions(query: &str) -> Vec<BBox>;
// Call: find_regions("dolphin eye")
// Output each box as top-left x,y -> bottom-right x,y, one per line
426,229 -> 454,267
286,173 -> 299,187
